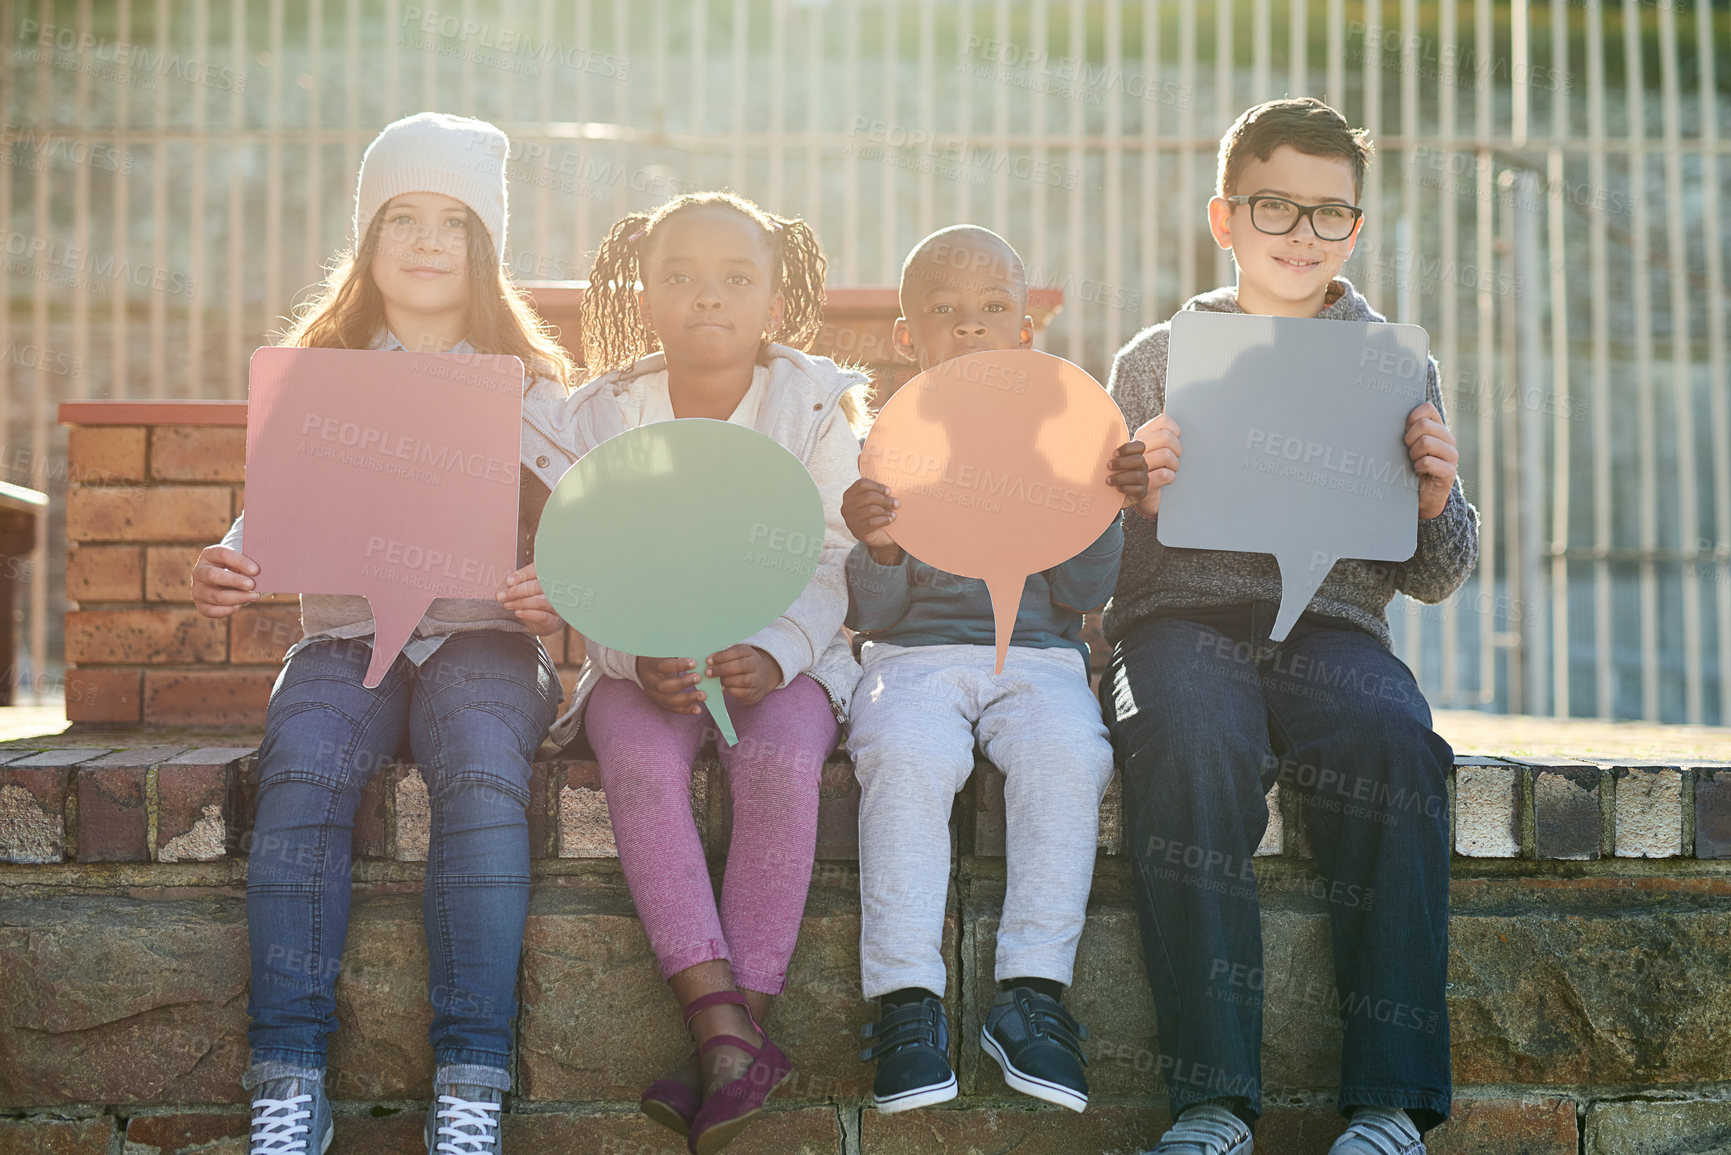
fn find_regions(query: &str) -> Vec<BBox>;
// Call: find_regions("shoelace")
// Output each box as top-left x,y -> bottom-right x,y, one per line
250,1095 -> 313,1155
1149,1105 -> 1251,1154
432,1094 -> 503,1155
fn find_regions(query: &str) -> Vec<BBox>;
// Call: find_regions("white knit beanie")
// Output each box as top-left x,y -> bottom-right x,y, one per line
354,112 -> 509,256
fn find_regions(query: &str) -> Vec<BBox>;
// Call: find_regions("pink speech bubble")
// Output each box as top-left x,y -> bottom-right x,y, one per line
245,347 -> 525,687
859,349 -> 1127,672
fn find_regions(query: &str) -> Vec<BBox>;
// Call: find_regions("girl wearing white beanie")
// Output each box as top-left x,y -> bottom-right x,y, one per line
190,112 -> 578,1155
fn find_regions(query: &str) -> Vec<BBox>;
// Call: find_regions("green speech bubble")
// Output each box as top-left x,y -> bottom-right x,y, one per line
534,419 -> 826,745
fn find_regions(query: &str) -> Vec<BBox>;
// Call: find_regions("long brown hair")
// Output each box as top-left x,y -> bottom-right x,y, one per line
277,204 -> 577,391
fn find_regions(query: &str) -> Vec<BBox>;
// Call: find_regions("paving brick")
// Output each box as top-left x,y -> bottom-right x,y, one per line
229,604 -> 303,664
1454,762 -> 1521,857
506,1107 -> 840,1154
1691,765 -> 1731,859
816,754 -> 860,859
351,764 -> 396,859
1526,759 -> 1604,860
526,759 -> 555,859
557,760 -> 616,858
144,544 -> 202,601
143,669 -> 275,726
1,751 -> 106,864
861,1104 -> 1165,1154
68,423 -> 146,481
0,1115 -> 116,1154
66,485 -> 234,543
122,1111 -> 247,1153
65,543 -> 142,601
1585,1098 -> 1731,1154
519,882 -> 888,1103
64,607 -> 228,664
150,425 -> 247,481
394,770 -> 430,862
1613,764 -> 1685,858
156,747 -> 252,862
1429,1095 -> 1579,1155
64,667 -> 143,723
76,747 -> 187,863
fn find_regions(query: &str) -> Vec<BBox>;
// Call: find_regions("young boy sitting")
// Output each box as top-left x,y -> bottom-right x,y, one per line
844,225 -> 1149,1115
1107,99 -> 1478,1155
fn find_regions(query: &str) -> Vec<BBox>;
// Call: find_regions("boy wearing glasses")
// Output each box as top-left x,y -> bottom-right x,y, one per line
1105,99 -> 1478,1155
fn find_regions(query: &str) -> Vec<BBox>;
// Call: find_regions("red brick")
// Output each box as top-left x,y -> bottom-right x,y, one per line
149,425 -> 247,481
65,608 -> 227,664
232,485 -> 245,517
862,1104 -> 1166,1153
123,1112 -> 247,1153
68,424 -> 146,481
64,668 -> 143,724
330,1113 -> 426,1155
65,544 -> 142,602
76,748 -> 186,863
0,764 -> 75,863
144,669 -> 276,726
66,485 -> 234,543
0,1116 -> 115,1154
1429,1096 -> 1579,1155
144,545 -> 201,601
229,605 -> 304,664
506,1107 -> 839,1152
156,747 -> 252,862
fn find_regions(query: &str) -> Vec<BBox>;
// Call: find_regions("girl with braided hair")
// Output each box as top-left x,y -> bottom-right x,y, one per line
512,191 -> 868,1153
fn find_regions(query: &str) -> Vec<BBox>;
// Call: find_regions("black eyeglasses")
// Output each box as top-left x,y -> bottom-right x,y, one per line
1226,194 -> 1363,241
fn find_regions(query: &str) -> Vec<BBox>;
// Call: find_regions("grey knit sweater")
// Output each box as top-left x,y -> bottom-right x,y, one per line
1103,278 -> 1481,650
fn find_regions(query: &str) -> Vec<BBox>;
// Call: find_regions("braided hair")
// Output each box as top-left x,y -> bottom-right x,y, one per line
580,191 -> 829,377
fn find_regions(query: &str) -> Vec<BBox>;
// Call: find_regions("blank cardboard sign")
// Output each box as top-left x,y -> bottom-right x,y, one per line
534,419 -> 825,746
245,346 -> 526,688
859,349 -> 1127,673
1156,310 -> 1430,642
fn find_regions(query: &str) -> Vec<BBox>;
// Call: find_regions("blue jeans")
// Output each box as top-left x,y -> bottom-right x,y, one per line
246,630 -> 560,1075
1104,605 -> 1452,1132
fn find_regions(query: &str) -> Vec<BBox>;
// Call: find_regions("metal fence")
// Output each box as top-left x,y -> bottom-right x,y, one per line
4,0 -> 1728,723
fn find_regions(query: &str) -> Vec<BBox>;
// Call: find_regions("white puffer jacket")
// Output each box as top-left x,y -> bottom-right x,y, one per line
521,343 -> 868,748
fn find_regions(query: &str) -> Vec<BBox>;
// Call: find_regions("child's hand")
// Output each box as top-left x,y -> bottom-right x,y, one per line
190,545 -> 262,618
1131,414 -> 1183,518
842,477 -> 905,565
638,656 -> 704,715
497,563 -> 566,636
1405,402 -> 1459,519
1108,439 -> 1151,508
706,645 -> 784,707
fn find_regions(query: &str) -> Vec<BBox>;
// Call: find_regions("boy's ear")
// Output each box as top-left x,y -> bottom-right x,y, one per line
1207,195 -> 1236,252
892,317 -> 918,363
1019,314 -> 1035,350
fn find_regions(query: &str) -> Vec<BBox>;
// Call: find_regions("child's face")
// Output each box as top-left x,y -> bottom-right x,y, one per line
894,237 -> 1034,371
369,193 -> 473,336
638,207 -> 785,370
1208,145 -> 1363,315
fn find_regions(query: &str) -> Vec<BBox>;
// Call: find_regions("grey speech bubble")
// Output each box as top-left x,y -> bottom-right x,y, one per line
1156,310 -> 1430,641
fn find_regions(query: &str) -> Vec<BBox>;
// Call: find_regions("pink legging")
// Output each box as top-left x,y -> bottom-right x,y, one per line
586,673 -> 836,995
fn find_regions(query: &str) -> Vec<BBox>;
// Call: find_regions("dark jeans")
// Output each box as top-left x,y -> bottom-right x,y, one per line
1105,604 -> 1452,1132
246,631 -> 560,1074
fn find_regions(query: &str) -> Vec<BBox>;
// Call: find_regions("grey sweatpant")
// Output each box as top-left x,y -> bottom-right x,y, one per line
849,642 -> 1116,999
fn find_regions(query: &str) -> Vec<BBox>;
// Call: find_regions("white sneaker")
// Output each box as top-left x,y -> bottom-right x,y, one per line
424,1084 -> 504,1155
1328,1107 -> 1424,1154
247,1073 -> 334,1155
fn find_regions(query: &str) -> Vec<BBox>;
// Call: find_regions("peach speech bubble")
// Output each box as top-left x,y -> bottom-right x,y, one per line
244,347 -> 526,688
859,349 -> 1127,673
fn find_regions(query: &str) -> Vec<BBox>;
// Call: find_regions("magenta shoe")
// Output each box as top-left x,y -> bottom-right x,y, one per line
683,991 -> 794,1155
640,1068 -> 700,1137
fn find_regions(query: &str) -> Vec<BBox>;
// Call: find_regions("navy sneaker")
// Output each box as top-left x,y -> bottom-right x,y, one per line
980,985 -> 1090,1112
858,996 -> 958,1113
243,1064 -> 333,1155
